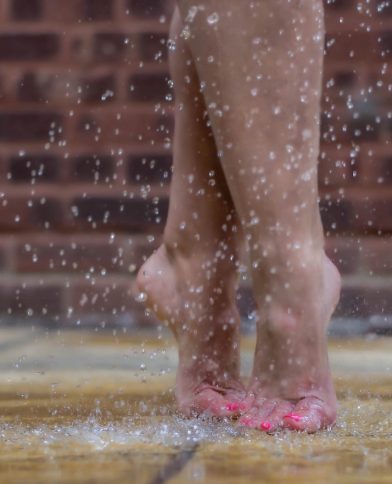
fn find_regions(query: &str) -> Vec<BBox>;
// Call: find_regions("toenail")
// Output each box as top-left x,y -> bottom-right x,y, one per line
260,421 -> 271,431
226,402 -> 240,412
283,413 -> 302,422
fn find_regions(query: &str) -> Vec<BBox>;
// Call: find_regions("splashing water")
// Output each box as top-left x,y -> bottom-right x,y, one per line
1,398 -> 392,454
207,13 -> 219,25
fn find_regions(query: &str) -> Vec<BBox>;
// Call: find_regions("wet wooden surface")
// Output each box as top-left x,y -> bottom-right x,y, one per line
0,328 -> 392,483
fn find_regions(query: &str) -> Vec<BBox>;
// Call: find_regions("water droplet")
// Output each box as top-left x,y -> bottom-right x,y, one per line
181,25 -> 191,40
273,106 -> 281,115
186,6 -> 199,23
269,151 -> 277,161
167,39 -> 176,51
136,292 -> 147,303
207,12 -> 219,25
101,90 -> 114,102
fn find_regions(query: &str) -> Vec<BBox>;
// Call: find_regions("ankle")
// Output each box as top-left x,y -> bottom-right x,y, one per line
251,241 -> 325,286
252,247 -> 337,301
254,253 -> 341,330
161,236 -> 238,288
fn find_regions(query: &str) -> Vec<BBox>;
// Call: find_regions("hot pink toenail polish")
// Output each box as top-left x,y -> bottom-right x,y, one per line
284,413 -> 302,422
226,402 -> 240,412
260,421 -> 271,431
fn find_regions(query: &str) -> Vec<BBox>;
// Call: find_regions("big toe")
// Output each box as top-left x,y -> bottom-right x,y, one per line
239,400 -> 294,432
180,389 -> 245,418
283,397 -> 336,433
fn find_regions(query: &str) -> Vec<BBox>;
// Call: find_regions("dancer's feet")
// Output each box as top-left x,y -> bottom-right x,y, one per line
240,253 -> 341,433
136,244 -> 246,418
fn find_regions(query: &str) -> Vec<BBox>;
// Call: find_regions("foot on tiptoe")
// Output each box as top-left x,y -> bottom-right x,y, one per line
136,244 -> 247,417
239,254 -> 341,433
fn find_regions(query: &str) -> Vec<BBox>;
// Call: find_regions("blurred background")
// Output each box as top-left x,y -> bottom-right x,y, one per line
0,0 -> 390,334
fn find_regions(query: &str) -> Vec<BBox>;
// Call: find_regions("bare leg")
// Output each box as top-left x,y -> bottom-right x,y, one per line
137,8 -> 245,417
176,0 -> 341,431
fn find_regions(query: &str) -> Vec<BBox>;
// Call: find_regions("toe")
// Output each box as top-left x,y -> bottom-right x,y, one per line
263,401 -> 295,432
283,397 -> 336,433
184,389 -> 245,418
239,399 -> 279,430
238,404 -> 263,429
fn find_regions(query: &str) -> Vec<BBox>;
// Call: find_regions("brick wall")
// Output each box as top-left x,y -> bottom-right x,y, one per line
0,0 -> 391,331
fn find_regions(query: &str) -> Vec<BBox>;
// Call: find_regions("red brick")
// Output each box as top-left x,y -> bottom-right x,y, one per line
325,0 -> 355,11
127,0 -> 167,18
69,196 -> 169,229
0,238 -> 13,272
376,0 -> 392,17
335,280 -> 392,318
67,277 -> 148,327
351,196 -> 392,233
127,154 -> 172,184
11,69 -> 82,105
128,72 -> 170,102
81,74 -> 116,104
321,111 -> 382,145
323,68 -> 359,98
44,0 -> 84,22
0,34 -> 60,61
319,147 -> 359,187
324,0 -> 375,32
320,198 -> 353,234
16,237 -> 119,273
325,237 -> 360,274
71,109 -> 173,145
0,196 -> 65,230
83,0 -> 114,21
0,112 -> 63,142
367,65 -> 392,106
93,33 -> 131,62
321,191 -> 392,235
9,154 -> 60,182
14,234 -> 159,274
325,32 -> 379,63
0,281 -> 64,320
17,72 -> 54,103
358,152 -> 392,186
349,115 -> 382,142
359,237 -> 392,275
0,75 -> 5,102
10,0 -> 43,21
137,32 -> 168,63
70,154 -> 115,182
379,31 -> 392,59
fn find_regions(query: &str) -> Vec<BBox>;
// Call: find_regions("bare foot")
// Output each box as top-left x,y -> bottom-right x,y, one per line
136,244 -> 246,418
240,254 -> 341,433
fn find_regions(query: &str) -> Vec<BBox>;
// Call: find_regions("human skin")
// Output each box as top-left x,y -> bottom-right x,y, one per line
138,0 -> 341,432
137,8 -> 246,418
